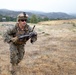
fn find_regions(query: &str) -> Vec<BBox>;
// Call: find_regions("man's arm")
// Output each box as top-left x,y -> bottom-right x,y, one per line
29,25 -> 37,43
3,26 -> 16,43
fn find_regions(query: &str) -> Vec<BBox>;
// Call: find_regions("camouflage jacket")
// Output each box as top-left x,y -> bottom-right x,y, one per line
3,23 -> 37,45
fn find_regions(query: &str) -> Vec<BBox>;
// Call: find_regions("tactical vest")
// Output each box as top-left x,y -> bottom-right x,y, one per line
13,23 -> 30,45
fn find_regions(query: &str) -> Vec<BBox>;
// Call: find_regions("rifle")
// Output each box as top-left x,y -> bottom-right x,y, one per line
18,25 -> 36,39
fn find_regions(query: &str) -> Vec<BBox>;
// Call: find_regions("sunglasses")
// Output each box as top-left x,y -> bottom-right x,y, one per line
20,19 -> 27,22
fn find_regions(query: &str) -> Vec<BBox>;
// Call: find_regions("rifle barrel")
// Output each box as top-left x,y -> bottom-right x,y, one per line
19,35 -> 29,39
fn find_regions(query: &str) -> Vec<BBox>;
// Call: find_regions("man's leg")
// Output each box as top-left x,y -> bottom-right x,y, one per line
9,43 -> 18,72
17,44 -> 25,65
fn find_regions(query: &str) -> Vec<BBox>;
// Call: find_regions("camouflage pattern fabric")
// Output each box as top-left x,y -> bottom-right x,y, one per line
3,23 -> 37,65
9,43 -> 25,65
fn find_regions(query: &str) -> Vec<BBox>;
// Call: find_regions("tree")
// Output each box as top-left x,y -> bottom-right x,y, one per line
30,14 -> 38,23
43,17 -> 49,21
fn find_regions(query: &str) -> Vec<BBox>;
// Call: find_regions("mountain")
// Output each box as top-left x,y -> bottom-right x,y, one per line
70,13 -> 76,17
0,9 -> 75,19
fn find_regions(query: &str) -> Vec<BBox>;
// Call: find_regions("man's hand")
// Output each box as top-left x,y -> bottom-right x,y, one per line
30,32 -> 37,44
11,36 -> 18,43
30,32 -> 37,38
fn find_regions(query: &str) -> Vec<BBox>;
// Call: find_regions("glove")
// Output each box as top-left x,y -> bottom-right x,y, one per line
30,39 -> 33,43
11,36 -> 18,43
30,37 -> 37,44
30,32 -> 37,38
30,33 -> 37,44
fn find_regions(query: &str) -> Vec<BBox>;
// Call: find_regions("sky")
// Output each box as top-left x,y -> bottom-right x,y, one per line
0,0 -> 76,14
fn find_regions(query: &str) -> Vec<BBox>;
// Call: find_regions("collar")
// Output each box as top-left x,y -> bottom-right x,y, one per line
16,23 -> 28,31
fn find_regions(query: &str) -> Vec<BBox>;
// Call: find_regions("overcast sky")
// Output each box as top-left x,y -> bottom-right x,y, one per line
0,0 -> 76,14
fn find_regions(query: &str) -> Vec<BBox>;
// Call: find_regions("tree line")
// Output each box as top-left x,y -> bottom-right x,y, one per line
0,14 -> 62,23
0,14 -> 16,22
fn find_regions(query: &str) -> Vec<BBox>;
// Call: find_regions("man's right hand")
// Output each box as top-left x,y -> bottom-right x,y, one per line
11,36 -> 18,43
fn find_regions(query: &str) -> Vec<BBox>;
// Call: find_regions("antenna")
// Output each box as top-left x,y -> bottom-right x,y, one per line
23,12 -> 26,17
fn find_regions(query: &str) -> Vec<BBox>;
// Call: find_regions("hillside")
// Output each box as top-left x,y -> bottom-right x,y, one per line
0,9 -> 75,19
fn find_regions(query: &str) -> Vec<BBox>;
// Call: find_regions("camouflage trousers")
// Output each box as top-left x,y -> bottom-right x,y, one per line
9,43 -> 25,65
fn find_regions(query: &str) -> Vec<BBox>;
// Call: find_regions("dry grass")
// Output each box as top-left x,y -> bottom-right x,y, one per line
0,20 -> 76,75
38,19 -> 76,25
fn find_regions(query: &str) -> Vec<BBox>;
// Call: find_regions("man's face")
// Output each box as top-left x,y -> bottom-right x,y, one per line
19,19 -> 27,27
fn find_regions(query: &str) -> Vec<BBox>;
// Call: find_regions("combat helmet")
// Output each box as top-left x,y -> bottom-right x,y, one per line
17,12 -> 28,22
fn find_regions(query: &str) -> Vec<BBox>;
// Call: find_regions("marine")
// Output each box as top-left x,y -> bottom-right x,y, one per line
3,12 -> 37,72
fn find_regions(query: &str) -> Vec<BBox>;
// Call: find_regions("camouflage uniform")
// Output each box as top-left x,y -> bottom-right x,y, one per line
3,23 -> 37,66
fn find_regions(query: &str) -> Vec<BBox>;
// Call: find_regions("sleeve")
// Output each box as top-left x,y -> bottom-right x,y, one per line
3,26 -> 16,43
